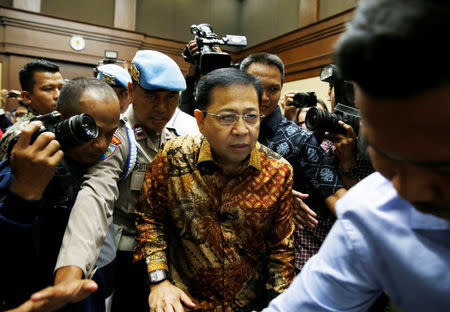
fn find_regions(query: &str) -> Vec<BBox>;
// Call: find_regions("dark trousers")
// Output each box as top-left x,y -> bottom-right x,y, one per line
111,250 -> 150,312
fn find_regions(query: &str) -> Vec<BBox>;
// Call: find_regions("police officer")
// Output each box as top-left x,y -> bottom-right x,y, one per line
50,50 -> 200,312
96,64 -> 132,114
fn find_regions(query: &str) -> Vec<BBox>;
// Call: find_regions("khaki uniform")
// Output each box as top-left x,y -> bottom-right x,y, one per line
56,107 -> 199,277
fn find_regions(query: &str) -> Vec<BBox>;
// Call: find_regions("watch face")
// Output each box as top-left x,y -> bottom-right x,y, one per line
149,269 -> 167,283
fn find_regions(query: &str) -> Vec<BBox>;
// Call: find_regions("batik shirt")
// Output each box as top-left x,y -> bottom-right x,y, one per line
134,135 -> 295,311
258,107 -> 344,270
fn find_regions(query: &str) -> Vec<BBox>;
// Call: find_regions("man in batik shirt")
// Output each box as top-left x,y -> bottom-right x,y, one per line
134,68 -> 295,312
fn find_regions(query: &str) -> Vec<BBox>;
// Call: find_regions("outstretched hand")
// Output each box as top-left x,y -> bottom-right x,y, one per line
292,189 -> 318,230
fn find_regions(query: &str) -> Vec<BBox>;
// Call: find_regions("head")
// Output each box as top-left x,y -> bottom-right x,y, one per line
10,103 -> 28,124
335,0 -> 450,219
56,77 -> 120,165
19,59 -> 64,115
194,67 -> 263,172
97,64 -> 132,113
127,50 -> 186,135
321,64 -> 354,110
240,53 -> 284,118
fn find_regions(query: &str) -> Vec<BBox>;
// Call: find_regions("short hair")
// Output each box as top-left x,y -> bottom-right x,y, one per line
56,77 -> 118,115
196,67 -> 263,111
19,59 -> 60,92
240,52 -> 285,85
334,0 -> 450,98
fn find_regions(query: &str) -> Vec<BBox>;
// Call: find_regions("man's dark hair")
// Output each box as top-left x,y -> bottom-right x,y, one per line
56,77 -> 117,116
19,59 -> 60,92
196,67 -> 263,111
239,52 -> 285,86
335,0 -> 450,98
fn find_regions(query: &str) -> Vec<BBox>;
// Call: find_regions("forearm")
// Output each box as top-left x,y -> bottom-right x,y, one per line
324,188 -> 347,216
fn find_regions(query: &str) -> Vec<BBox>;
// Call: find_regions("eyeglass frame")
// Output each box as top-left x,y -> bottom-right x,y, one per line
201,110 -> 265,126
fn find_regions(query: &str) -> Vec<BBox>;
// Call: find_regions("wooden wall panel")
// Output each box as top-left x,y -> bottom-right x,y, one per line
0,6 -> 354,90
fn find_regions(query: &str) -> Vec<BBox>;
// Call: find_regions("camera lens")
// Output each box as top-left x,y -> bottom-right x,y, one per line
305,107 -> 346,134
54,113 -> 98,149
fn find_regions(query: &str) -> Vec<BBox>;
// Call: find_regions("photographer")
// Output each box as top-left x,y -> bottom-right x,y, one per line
0,77 -> 120,312
319,64 -> 374,188
0,59 -> 65,160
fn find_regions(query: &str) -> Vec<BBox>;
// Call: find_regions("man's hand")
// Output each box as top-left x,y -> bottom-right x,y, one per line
325,121 -> 357,169
280,91 -> 299,121
149,280 -> 196,312
10,121 -> 64,200
292,189 -> 318,230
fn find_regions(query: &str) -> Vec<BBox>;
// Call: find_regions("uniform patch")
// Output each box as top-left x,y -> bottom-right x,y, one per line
100,135 -> 121,160
133,124 -> 145,138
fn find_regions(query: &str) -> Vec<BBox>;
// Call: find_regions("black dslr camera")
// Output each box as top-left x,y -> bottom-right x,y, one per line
305,103 -> 361,136
8,111 -> 98,156
182,23 -> 247,75
290,92 -> 317,109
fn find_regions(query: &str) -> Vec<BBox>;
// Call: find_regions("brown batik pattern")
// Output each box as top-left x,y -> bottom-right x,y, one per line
134,135 -> 295,311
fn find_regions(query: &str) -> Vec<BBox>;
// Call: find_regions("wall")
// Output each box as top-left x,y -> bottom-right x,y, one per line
41,0 -> 114,28
135,0 -> 241,43
319,0 -> 358,20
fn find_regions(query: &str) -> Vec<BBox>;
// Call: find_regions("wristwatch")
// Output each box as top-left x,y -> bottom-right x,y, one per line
148,269 -> 169,284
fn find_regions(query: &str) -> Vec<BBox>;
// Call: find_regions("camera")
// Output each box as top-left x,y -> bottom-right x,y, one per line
305,103 -> 361,136
7,91 -> 19,98
291,92 -> 317,109
182,23 -> 247,75
8,111 -> 99,157
30,111 -> 98,149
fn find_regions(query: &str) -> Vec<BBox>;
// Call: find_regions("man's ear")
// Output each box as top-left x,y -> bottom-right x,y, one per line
127,82 -> 134,101
21,91 -> 32,106
194,109 -> 205,134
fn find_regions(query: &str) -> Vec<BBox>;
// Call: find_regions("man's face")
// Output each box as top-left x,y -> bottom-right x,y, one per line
358,84 -> 450,219
128,83 -> 178,135
112,86 -> 131,114
195,84 -> 260,170
22,71 -> 64,114
65,91 -> 120,165
245,63 -> 282,118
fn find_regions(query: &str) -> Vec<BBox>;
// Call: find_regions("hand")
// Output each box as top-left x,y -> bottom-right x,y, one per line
4,280 -> 97,312
280,91 -> 299,121
149,280 -> 196,312
292,189 -> 318,230
325,121 -> 357,169
10,121 -> 64,200
21,266 -> 98,312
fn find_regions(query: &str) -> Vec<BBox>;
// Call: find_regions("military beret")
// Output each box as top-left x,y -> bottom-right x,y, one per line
128,50 -> 186,91
97,64 -> 131,90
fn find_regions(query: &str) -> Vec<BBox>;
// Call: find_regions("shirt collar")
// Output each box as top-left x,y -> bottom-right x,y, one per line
197,137 -> 261,171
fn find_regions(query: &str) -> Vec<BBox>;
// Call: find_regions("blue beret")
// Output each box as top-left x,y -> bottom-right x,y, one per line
128,50 -> 186,91
97,64 -> 131,90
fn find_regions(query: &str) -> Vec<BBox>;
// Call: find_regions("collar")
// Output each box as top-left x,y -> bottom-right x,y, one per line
261,106 -> 283,134
197,138 -> 261,171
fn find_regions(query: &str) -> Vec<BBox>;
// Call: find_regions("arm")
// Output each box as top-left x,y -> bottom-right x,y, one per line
325,121 -> 359,188
265,164 -> 296,297
263,218 -> 380,312
55,126 -> 128,277
134,152 -> 196,312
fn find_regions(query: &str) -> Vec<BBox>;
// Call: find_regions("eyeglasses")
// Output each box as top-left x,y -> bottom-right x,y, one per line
202,111 -> 264,126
